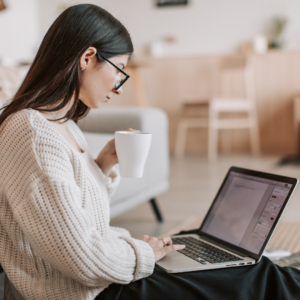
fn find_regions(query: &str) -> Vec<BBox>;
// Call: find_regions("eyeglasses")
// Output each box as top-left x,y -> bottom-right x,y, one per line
97,53 -> 130,91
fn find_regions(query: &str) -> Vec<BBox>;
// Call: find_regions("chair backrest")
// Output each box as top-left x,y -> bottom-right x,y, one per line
218,55 -> 255,101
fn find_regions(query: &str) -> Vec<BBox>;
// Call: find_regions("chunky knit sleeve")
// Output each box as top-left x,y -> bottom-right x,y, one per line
0,110 -> 155,288
68,120 -> 120,197
21,178 -> 154,285
100,166 -> 120,197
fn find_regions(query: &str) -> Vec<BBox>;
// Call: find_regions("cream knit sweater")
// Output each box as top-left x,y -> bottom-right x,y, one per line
0,109 -> 155,300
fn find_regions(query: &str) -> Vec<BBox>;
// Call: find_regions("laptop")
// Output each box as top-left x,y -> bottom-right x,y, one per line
156,166 -> 298,273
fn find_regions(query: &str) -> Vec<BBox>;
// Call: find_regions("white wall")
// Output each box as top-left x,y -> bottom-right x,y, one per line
37,0 -> 300,58
2,0 -> 300,62
0,0 -> 39,63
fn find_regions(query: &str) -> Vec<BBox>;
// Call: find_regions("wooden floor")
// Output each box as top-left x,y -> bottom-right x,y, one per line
111,154 -> 300,239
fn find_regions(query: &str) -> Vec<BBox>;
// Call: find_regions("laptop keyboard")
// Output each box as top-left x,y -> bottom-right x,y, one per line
172,237 -> 243,265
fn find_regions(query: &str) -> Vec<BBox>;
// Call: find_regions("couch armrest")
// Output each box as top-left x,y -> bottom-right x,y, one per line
77,106 -> 170,186
77,107 -> 165,134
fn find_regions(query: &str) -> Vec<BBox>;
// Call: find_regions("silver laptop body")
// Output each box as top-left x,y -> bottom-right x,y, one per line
156,167 -> 298,273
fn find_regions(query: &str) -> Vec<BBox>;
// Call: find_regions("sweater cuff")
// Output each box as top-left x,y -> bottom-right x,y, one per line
109,226 -> 131,238
120,237 -> 155,281
103,166 -> 120,197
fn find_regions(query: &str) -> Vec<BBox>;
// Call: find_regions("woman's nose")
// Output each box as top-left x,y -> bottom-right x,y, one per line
113,86 -> 123,95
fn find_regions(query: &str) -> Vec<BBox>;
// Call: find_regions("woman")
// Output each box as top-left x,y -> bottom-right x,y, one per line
0,4 -> 184,299
0,4 -> 299,300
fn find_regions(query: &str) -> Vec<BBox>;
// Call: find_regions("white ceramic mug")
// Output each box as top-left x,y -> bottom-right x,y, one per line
115,131 -> 152,178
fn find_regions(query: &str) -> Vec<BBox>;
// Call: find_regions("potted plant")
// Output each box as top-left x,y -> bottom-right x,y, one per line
269,16 -> 288,49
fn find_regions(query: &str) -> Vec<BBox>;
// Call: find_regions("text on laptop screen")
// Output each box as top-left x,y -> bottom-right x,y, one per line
201,172 -> 292,255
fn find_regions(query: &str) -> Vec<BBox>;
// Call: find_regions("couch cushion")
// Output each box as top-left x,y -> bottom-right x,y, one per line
82,132 -> 146,205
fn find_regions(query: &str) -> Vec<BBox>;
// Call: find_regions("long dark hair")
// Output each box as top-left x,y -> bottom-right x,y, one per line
0,4 -> 133,126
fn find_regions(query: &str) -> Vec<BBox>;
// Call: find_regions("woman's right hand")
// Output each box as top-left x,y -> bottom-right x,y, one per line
140,235 -> 185,262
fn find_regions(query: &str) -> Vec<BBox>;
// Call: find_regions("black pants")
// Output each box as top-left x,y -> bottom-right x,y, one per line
96,230 -> 300,300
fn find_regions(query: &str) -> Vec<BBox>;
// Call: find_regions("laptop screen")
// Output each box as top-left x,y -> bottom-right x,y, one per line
200,171 -> 293,255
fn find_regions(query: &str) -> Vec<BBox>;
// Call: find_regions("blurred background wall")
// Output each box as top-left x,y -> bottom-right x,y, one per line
0,0 -> 38,63
1,0 -> 300,63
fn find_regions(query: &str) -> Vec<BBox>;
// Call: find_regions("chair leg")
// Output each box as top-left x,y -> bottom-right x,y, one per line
174,120 -> 188,158
208,108 -> 218,162
250,126 -> 260,155
249,111 -> 260,155
208,126 -> 218,162
149,198 -> 163,223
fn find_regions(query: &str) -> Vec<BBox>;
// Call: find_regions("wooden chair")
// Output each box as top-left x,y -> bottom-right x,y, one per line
175,55 -> 260,161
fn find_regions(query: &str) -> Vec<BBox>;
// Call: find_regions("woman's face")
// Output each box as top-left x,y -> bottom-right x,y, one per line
79,50 -> 129,108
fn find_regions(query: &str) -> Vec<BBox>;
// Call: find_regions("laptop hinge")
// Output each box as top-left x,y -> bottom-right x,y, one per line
199,235 -> 248,257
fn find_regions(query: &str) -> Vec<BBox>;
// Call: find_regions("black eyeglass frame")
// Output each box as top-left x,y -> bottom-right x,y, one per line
97,53 -> 130,90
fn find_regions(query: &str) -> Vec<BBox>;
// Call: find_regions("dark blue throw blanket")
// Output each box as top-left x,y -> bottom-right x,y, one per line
97,230 -> 300,300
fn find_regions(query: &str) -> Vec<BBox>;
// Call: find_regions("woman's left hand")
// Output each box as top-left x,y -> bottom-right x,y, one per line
95,128 -> 139,176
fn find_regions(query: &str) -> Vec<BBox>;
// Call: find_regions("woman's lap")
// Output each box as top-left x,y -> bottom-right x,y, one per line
97,258 -> 300,300
96,230 -> 300,300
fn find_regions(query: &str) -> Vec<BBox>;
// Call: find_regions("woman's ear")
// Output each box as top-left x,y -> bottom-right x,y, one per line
80,47 -> 97,70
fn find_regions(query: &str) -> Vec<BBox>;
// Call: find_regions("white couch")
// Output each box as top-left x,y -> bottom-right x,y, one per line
77,106 -> 170,220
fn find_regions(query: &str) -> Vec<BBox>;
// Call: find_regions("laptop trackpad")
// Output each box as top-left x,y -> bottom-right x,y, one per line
157,251 -> 200,269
